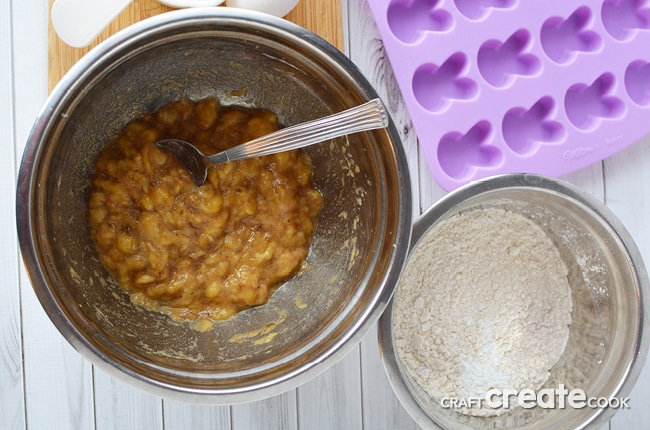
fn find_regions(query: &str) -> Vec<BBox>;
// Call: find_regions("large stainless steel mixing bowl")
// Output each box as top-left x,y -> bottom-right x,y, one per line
17,8 -> 412,403
380,174 -> 649,429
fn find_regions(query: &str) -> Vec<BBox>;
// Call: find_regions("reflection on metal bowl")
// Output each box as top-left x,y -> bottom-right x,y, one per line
380,174 -> 649,429
17,8 -> 412,403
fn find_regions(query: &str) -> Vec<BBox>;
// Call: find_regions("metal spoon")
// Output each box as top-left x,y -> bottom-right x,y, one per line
156,98 -> 389,186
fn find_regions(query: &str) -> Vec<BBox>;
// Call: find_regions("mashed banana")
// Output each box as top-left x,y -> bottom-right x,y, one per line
89,97 -> 323,321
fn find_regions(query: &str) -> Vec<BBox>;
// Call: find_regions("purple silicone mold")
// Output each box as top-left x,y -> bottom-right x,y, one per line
368,0 -> 650,190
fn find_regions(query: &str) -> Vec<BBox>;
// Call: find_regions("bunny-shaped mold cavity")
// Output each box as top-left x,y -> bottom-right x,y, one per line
503,96 -> 565,155
366,0 -> 650,190
477,29 -> 541,87
387,0 -> 452,43
565,73 -> 625,130
438,120 -> 502,179
625,60 -> 650,106
413,52 -> 478,112
453,0 -> 516,21
541,6 -> 602,64
602,0 -> 650,41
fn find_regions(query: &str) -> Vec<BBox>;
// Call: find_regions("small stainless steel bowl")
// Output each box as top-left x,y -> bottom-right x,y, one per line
379,174 -> 649,429
17,8 -> 411,403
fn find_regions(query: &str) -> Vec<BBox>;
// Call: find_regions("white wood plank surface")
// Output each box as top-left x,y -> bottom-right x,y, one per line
163,399 -> 231,429
12,0 -> 97,428
296,346 -> 363,429
604,139 -> 650,429
94,370 -> 164,430
231,391 -> 298,429
4,0 -> 650,428
1,0 -> 26,428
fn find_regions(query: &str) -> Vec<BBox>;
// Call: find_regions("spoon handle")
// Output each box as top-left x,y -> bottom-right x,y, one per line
209,98 -> 388,163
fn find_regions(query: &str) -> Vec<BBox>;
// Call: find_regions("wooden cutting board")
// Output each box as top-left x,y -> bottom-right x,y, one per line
47,0 -> 343,93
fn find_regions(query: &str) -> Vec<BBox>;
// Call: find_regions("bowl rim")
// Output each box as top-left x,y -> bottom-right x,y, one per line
16,7 -> 413,403
378,173 -> 650,429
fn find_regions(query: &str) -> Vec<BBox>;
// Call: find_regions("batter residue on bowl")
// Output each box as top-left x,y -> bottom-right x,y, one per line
393,207 -> 572,417
88,97 -> 323,322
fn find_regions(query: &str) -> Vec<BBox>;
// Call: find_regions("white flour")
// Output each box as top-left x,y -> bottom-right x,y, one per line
394,208 -> 572,416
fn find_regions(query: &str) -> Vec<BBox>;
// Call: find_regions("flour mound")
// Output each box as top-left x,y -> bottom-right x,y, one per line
394,208 -> 573,417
